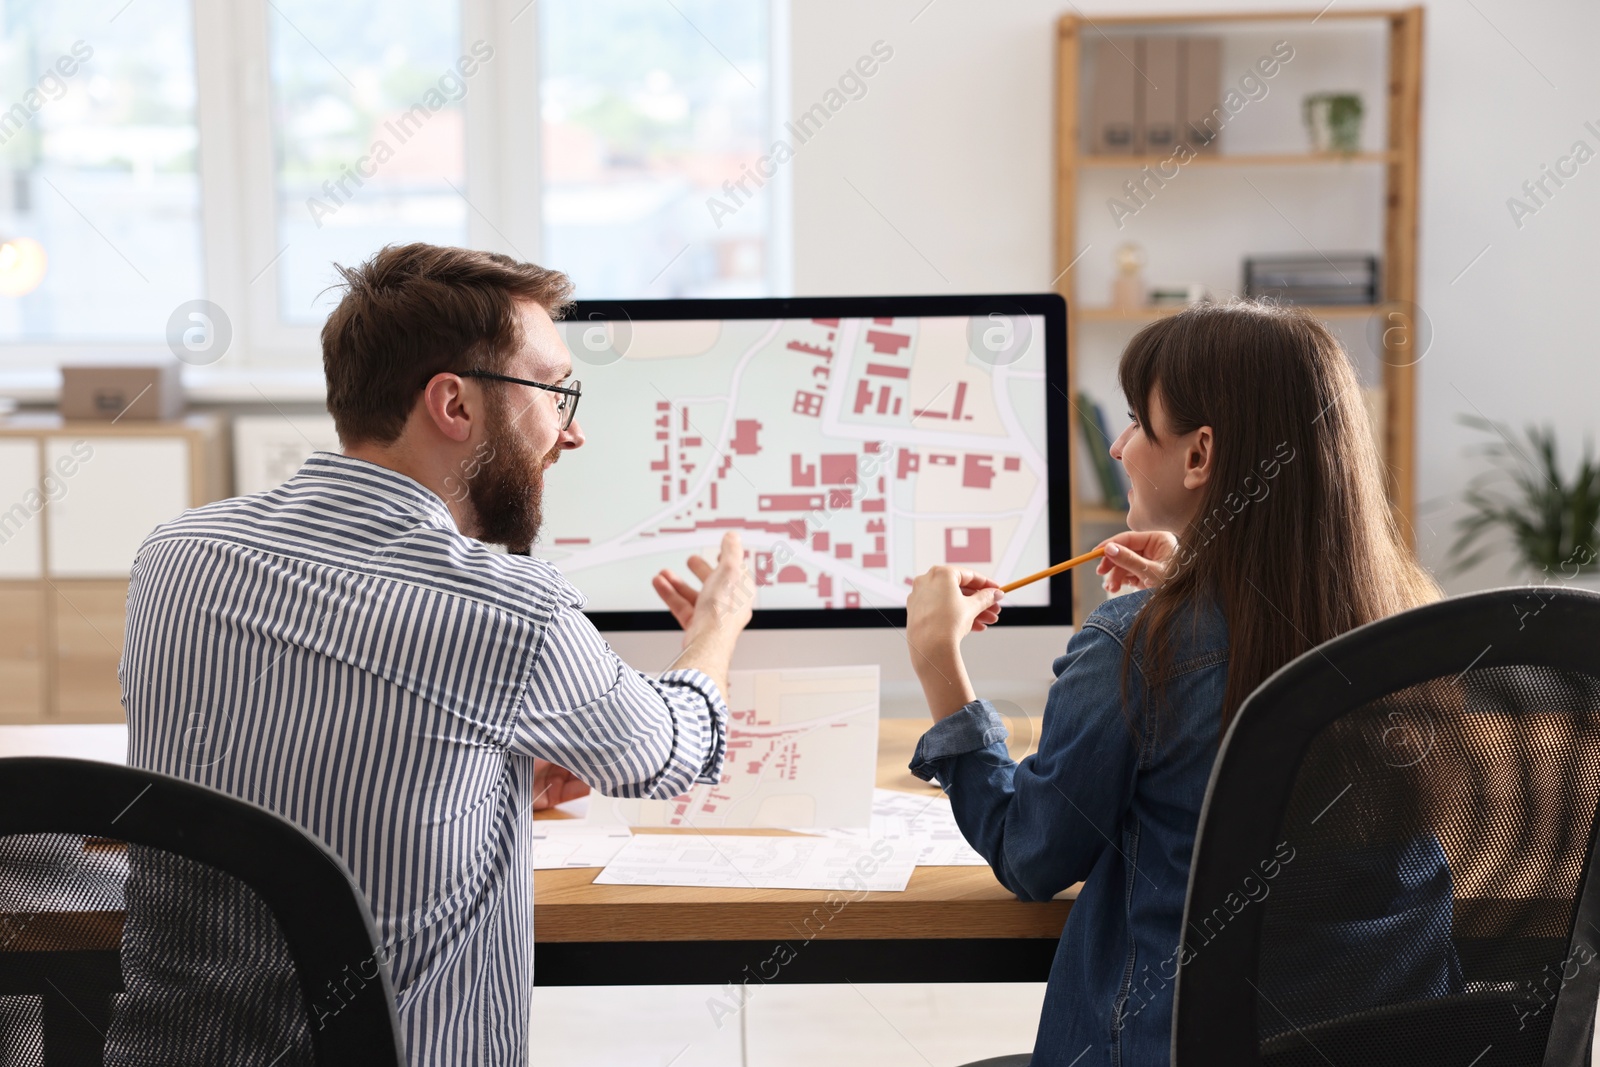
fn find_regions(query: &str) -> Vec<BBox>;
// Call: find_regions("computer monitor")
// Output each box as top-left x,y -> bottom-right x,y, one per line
539,293 -> 1070,630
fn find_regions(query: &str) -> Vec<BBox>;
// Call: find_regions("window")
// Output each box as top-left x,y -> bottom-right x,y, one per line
267,0 -> 467,324
0,0 -> 202,342
0,0 -> 786,370
539,0 -> 778,298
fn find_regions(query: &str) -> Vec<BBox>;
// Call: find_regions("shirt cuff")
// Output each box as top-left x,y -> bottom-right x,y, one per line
909,699 -> 1008,781
657,667 -> 730,784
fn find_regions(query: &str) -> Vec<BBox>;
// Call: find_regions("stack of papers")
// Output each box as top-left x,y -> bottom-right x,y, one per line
530,820 -> 633,871
527,668 -> 988,889
811,789 -> 989,867
593,835 -> 918,892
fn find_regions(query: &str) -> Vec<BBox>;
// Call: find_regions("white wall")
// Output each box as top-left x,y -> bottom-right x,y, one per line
783,0 -> 1600,596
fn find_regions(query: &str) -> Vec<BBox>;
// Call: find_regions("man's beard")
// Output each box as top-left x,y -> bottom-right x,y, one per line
468,392 -> 561,554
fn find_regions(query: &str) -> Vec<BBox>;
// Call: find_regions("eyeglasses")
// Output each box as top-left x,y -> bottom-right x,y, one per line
459,371 -> 582,431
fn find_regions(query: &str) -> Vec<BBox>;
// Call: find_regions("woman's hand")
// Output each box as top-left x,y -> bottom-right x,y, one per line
1095,530 -> 1179,593
905,567 -> 1002,720
906,566 -> 1004,645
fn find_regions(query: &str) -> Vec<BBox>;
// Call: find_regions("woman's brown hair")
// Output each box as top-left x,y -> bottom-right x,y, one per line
1116,300 -> 1438,731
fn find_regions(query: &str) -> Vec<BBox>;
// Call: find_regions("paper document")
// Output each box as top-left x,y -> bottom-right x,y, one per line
594,834 -> 917,892
589,666 -> 879,831
530,820 -> 632,870
814,788 -> 989,867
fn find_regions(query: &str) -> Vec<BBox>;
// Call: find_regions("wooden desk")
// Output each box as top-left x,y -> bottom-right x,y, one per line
533,718 -> 1074,985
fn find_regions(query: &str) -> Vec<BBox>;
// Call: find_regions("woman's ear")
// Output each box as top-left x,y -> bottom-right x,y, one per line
1182,426 -> 1214,490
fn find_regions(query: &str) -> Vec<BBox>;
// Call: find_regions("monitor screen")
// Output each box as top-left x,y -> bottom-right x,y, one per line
538,294 -> 1070,629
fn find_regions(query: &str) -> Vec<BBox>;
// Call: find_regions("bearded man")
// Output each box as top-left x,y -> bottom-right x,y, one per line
116,243 -> 751,1064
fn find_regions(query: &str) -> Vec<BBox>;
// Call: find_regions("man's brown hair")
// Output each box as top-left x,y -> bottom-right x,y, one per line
321,243 -> 574,446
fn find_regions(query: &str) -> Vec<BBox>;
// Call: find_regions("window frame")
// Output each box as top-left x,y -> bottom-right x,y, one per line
1,0 -> 789,375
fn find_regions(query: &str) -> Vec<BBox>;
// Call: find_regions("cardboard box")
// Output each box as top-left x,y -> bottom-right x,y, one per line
60,364 -> 184,421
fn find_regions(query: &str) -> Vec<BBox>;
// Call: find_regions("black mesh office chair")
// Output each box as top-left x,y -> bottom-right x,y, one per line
1175,586 -> 1600,1066
0,757 -> 405,1066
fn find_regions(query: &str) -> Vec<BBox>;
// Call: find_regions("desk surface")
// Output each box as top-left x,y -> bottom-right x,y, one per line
533,717 -> 1075,944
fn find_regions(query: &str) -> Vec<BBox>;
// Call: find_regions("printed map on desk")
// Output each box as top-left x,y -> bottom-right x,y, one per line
594,835 -> 917,892
813,789 -> 989,866
588,666 -> 879,831
542,313 -> 1050,611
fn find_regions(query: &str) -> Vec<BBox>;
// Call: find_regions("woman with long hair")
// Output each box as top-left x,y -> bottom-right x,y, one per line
904,301 -> 1442,1066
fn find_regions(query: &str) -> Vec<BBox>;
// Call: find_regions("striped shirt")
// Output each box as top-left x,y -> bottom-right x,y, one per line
118,452 -> 728,1064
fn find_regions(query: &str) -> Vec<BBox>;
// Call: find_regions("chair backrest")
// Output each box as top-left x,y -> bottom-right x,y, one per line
1173,586 -> 1600,1067
0,757 -> 405,1066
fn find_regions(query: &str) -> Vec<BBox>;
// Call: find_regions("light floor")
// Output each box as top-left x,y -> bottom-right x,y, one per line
531,982 -> 1047,1066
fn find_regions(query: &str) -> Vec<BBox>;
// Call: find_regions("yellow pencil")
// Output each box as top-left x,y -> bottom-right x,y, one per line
999,547 -> 1107,593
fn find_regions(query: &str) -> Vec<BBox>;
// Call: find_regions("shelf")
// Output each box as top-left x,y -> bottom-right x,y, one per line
1080,151 -> 1396,169
1079,9 -> 1410,25
1075,504 -> 1128,524
1075,304 -> 1379,323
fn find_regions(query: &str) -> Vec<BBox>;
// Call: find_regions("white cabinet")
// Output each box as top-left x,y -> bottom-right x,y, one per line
45,437 -> 191,578
233,414 -> 340,495
0,415 -> 226,722
0,439 -> 42,579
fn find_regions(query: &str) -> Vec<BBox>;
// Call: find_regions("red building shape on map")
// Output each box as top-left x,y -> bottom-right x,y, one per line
761,494 -> 824,511
865,330 -> 911,356
945,527 -> 993,564
730,420 -> 762,455
787,340 -> 832,359
819,454 -> 857,484
963,454 -> 996,489
793,391 -> 824,417
790,454 -> 816,486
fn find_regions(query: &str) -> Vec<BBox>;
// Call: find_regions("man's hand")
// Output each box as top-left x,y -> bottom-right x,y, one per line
650,531 -> 753,697
1095,530 -> 1179,593
652,531 -> 755,644
533,758 -> 590,811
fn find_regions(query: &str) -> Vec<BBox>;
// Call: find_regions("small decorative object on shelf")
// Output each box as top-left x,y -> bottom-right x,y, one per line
1110,242 -> 1148,310
1243,253 -> 1378,305
1450,415 -> 1600,588
1303,92 -> 1364,154
1149,283 -> 1211,308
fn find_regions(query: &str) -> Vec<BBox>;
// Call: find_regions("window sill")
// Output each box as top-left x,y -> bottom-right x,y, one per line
0,367 -> 326,406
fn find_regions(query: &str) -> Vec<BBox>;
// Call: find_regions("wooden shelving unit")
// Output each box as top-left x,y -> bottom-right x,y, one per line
1055,7 -> 1424,617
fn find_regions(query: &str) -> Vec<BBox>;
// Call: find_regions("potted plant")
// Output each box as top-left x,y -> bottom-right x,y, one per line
1303,93 -> 1364,154
1450,415 -> 1600,588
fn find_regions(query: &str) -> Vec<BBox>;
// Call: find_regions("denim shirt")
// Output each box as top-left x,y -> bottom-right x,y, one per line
910,589 -> 1228,1067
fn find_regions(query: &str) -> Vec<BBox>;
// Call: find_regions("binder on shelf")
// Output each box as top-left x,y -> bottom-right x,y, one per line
1092,37 -> 1142,154
1180,37 -> 1222,154
1076,391 -> 1129,511
1143,37 -> 1181,156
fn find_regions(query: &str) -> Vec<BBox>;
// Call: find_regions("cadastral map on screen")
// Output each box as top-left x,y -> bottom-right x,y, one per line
540,313 -> 1051,612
